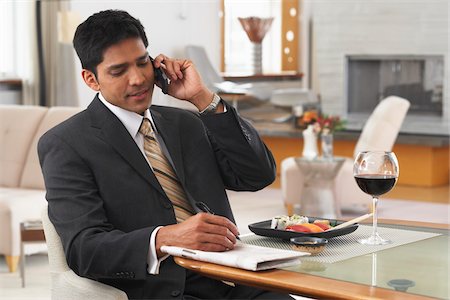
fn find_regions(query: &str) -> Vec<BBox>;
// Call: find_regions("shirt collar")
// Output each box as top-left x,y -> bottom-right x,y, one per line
98,92 -> 157,138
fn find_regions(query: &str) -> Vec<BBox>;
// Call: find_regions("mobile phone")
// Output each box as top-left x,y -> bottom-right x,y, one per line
150,56 -> 169,94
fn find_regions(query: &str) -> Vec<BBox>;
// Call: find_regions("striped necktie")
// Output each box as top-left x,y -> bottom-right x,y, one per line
139,118 -> 194,223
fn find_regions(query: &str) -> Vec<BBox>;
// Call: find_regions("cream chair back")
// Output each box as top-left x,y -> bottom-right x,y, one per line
41,205 -> 70,273
354,96 -> 410,157
41,206 -> 128,299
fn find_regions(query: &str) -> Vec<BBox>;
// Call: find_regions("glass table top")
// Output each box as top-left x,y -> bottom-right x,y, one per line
283,223 -> 449,299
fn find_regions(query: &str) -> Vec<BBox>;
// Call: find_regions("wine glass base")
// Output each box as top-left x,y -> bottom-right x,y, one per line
358,234 -> 392,245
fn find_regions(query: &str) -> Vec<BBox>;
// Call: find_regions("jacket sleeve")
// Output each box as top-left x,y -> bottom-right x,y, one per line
199,100 -> 276,191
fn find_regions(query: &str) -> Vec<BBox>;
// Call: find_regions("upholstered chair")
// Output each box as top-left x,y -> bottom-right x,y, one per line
42,205 -> 128,299
281,96 -> 410,215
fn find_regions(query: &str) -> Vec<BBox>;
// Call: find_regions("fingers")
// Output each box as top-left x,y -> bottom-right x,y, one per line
156,213 -> 241,254
154,54 -> 184,81
198,213 -> 240,239
190,213 -> 239,250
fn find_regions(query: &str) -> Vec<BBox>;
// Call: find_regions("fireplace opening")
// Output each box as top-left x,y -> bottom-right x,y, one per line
346,55 -> 444,116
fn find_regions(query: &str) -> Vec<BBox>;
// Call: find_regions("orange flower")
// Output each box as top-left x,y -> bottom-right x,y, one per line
302,111 -> 318,123
295,110 -> 346,133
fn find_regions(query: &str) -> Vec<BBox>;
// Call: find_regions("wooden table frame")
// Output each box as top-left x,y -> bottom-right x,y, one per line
175,219 -> 448,300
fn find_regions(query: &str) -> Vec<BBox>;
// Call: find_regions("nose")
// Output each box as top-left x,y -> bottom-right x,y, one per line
128,67 -> 145,86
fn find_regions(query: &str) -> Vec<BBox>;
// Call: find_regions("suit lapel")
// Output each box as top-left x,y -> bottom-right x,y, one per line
150,108 -> 186,185
88,97 -> 166,197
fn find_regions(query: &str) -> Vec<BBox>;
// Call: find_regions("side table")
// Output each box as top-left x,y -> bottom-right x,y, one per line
294,157 -> 345,219
20,220 -> 45,287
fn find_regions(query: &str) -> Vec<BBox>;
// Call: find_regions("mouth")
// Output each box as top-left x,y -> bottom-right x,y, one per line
128,88 -> 149,99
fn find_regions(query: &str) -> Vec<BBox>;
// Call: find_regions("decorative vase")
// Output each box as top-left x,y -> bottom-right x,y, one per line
302,124 -> 318,160
321,133 -> 333,159
238,17 -> 274,74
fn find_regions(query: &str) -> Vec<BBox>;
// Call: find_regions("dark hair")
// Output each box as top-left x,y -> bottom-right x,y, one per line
73,10 -> 148,76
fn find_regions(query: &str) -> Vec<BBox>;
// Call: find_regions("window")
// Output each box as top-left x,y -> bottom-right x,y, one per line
222,0 -> 299,74
0,1 -> 15,77
223,0 -> 281,73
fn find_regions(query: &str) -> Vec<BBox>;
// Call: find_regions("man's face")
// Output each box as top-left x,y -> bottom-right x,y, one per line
82,37 -> 155,115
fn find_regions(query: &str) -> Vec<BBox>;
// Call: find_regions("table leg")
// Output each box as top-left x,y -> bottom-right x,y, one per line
300,180 -> 338,219
284,203 -> 294,216
20,240 -> 25,287
333,185 -> 342,218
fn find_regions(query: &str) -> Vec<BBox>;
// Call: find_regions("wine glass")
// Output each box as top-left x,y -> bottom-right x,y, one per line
353,151 -> 399,245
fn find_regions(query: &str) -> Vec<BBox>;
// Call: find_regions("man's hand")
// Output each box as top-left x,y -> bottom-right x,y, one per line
155,213 -> 240,257
153,54 -> 221,112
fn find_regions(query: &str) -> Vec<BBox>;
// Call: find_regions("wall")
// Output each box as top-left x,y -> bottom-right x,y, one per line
69,0 -> 220,109
309,0 -> 449,135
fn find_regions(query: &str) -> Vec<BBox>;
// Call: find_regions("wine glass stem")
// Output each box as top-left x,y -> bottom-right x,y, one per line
372,196 -> 379,237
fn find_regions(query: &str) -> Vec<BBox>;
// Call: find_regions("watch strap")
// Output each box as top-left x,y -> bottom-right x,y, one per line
199,93 -> 221,115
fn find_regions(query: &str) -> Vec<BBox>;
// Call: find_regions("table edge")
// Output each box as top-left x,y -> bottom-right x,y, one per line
174,220 -> 446,299
174,257 -> 432,300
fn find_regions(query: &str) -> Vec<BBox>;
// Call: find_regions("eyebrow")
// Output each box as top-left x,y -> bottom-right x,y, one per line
107,52 -> 149,71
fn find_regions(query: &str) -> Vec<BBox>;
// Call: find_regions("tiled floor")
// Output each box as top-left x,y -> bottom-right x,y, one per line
0,187 -> 448,300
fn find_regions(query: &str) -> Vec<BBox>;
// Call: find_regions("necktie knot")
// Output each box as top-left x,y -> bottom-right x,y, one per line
139,118 -> 153,137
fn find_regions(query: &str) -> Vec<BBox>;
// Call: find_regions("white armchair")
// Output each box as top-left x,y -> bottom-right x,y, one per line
41,206 -> 128,300
281,96 -> 410,215
185,45 -> 304,102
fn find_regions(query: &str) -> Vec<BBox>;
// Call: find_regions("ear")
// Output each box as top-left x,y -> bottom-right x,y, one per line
82,69 -> 100,91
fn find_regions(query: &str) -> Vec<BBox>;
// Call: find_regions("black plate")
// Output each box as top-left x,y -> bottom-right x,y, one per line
248,217 -> 359,239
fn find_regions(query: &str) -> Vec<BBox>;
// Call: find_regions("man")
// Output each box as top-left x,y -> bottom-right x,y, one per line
39,10 -> 292,299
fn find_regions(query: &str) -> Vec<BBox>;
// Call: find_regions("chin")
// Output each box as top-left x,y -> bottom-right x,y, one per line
138,101 -> 152,114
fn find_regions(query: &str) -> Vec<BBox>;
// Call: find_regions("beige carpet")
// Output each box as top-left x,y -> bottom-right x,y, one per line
0,187 -> 448,299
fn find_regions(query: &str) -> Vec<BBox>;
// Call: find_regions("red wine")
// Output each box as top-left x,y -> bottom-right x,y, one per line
354,175 -> 397,196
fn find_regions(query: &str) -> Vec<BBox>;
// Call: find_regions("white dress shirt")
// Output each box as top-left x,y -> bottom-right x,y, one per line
98,93 -> 169,275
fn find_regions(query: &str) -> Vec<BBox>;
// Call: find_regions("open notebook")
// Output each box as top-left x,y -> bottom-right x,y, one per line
161,242 -> 308,271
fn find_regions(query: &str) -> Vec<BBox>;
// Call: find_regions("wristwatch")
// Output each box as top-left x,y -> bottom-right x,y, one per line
199,93 -> 221,115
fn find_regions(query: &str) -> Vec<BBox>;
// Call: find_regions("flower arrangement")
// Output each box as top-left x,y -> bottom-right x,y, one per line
295,110 -> 346,135
313,114 -> 346,135
294,110 -> 320,129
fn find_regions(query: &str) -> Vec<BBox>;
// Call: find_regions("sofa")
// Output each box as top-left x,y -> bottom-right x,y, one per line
0,104 -> 82,272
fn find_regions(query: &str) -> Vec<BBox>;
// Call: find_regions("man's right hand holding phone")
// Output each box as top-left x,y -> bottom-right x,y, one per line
152,54 -> 224,114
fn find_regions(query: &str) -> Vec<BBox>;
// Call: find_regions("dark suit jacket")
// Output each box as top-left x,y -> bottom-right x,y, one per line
38,95 -> 276,299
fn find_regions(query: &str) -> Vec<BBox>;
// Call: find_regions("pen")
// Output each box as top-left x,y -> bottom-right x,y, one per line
195,201 -> 240,241
195,201 -> 215,215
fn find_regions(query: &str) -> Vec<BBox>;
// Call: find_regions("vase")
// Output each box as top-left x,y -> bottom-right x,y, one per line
302,124 -> 318,160
238,17 -> 274,74
321,133 -> 333,159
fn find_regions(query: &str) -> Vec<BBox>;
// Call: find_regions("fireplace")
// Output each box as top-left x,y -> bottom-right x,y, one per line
309,0 -> 448,136
346,55 -> 444,117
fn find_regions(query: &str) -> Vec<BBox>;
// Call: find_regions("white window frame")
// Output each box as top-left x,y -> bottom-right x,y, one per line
0,1 -> 16,77
224,0 -> 281,74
